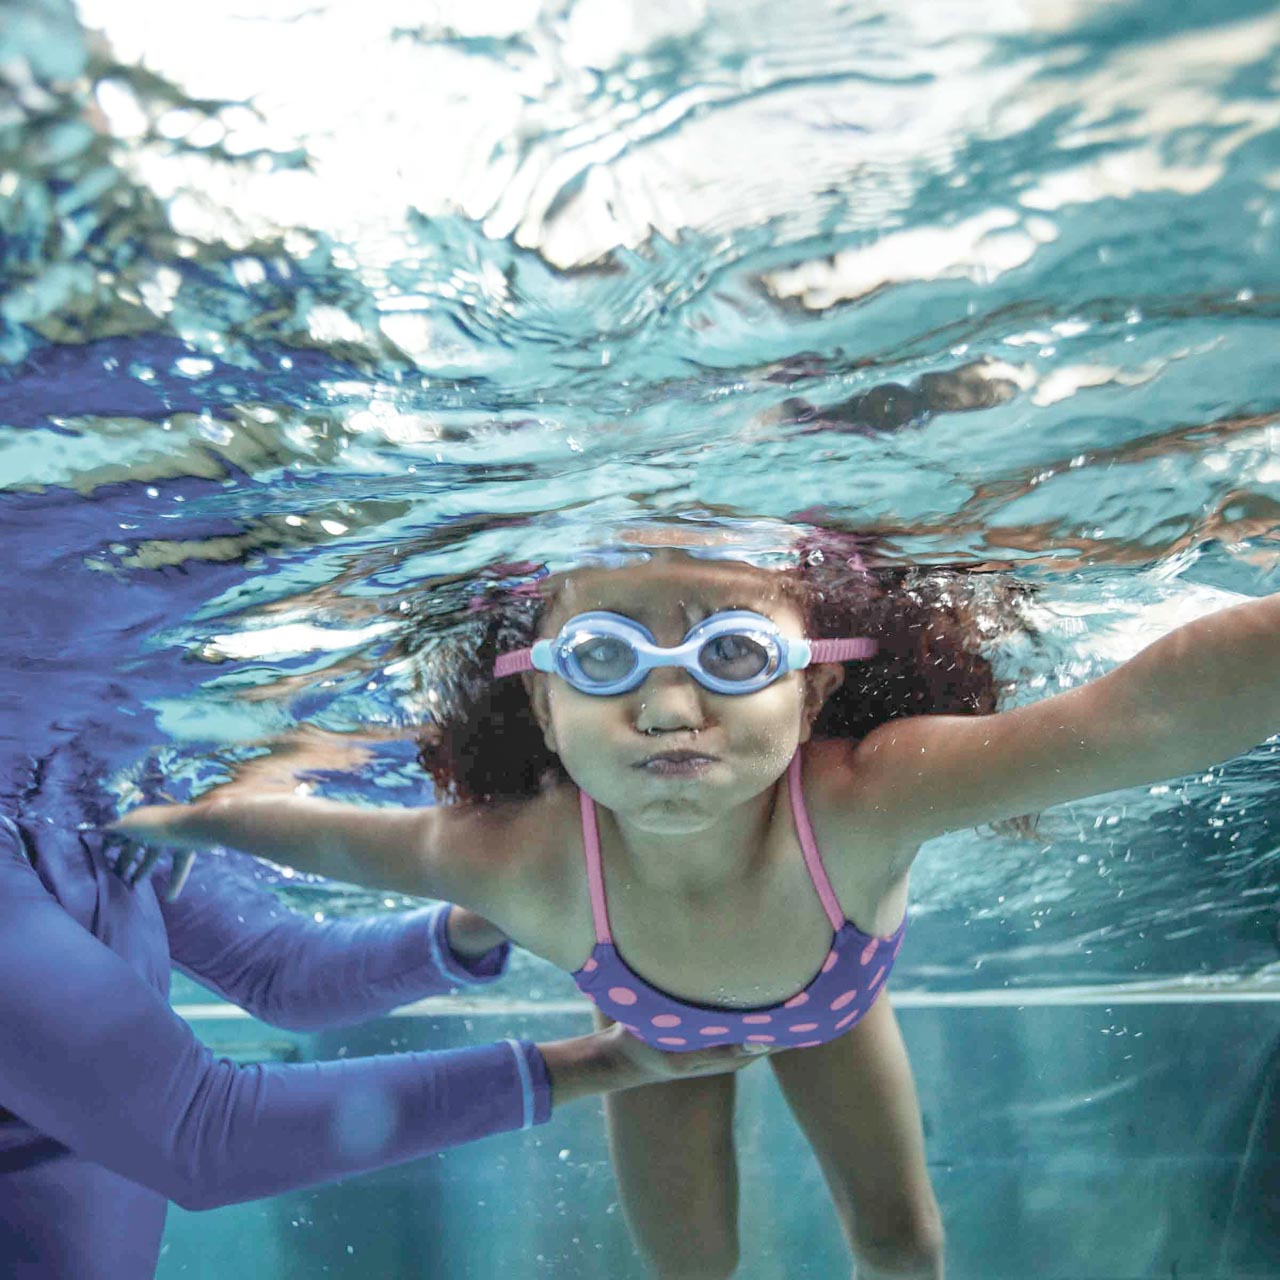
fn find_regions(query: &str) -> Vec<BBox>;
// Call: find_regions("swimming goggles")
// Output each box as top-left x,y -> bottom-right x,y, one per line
494,610 -> 877,696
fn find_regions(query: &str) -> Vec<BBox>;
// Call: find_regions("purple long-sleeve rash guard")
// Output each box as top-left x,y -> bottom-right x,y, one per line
0,813 -> 552,1280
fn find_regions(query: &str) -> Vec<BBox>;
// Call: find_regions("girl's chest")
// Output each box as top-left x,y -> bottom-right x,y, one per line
531,808 -> 905,1011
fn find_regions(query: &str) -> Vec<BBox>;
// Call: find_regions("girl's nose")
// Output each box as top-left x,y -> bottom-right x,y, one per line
632,666 -> 706,734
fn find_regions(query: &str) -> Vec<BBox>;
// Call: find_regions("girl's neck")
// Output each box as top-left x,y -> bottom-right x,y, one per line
600,782 -> 781,902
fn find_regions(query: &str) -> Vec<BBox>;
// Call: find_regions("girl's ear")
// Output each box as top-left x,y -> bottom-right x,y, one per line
800,663 -> 844,742
523,671 -> 559,755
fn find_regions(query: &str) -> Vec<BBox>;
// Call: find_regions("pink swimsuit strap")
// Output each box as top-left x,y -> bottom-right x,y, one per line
784,751 -> 847,932
578,787 -> 613,945
578,751 -> 846,946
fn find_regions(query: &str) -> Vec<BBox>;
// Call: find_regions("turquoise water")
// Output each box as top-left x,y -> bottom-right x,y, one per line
2,2 -> 1278,1274
3,0 -> 1276,992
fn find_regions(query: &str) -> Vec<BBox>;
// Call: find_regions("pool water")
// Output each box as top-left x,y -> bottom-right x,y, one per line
157,998 -> 1279,1278
2,0 -> 1278,1275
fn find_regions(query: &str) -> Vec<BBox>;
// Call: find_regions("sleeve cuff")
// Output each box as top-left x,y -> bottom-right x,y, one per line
506,1039 -> 553,1127
425,902 -> 511,986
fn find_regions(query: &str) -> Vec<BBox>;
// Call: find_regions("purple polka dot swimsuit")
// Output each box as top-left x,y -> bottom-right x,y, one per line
571,753 -> 906,1051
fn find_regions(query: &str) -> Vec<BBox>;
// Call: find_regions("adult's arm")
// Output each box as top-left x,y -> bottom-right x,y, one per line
156,846 -> 509,1032
0,823 -> 549,1211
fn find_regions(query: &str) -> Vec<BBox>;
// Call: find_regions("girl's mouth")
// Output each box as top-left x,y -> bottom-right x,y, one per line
635,751 -> 718,777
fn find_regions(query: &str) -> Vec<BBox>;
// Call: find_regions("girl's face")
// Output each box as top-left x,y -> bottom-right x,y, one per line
526,553 -> 842,834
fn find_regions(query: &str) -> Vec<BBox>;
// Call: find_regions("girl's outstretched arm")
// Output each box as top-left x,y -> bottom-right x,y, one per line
113,790 -> 542,932
848,590 -> 1280,849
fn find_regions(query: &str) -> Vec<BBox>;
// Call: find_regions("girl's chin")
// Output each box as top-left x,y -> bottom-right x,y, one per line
628,808 -> 722,835
618,787 -> 738,834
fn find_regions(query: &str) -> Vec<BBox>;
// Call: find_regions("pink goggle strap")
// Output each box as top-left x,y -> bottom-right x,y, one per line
493,651 -> 534,678
810,637 -> 878,662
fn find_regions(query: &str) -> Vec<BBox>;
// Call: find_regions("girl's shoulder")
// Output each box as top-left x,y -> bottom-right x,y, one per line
799,737 -> 921,882
435,784 -> 579,865
800,736 -> 891,818
435,784 -> 584,919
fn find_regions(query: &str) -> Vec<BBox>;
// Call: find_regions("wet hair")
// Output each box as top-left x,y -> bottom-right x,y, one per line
787,529 -> 1034,743
415,531 -> 1037,808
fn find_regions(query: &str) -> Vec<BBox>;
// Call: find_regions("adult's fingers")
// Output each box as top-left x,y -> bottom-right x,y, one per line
678,1042 -> 775,1078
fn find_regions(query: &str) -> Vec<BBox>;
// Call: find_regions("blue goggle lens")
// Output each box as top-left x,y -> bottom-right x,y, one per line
698,632 -> 771,682
568,633 -> 638,685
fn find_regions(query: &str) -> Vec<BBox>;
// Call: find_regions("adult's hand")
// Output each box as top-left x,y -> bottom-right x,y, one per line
600,1019 -> 775,1085
538,1021 -> 774,1108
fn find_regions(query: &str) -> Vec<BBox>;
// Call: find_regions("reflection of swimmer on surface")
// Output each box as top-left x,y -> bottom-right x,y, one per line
120,524 -> 1280,1279
755,356 -> 1022,438
0,734 -> 766,1280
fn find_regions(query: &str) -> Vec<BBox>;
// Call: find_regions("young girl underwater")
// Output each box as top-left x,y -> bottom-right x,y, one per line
117,528 -> 1280,1280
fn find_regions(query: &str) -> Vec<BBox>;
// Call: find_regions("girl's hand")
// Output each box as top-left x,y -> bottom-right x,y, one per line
106,837 -> 196,899
106,805 -> 201,897
110,803 -> 197,844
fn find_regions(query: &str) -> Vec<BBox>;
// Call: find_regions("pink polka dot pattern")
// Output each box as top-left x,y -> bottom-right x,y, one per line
572,915 -> 906,1054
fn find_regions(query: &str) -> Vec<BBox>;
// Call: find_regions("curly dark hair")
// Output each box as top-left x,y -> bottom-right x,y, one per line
415,530 -> 1037,808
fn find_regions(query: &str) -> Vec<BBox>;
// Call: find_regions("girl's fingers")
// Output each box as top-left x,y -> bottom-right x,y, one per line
109,837 -> 194,897
126,845 -> 165,887
111,842 -> 140,882
165,851 -> 196,901
107,819 -> 193,890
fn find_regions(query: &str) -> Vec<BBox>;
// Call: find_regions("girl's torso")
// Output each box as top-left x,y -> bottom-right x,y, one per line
502,741 -> 913,1026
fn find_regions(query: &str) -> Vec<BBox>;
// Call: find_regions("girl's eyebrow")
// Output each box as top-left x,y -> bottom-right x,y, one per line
684,600 -> 772,624
569,602 -> 767,629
